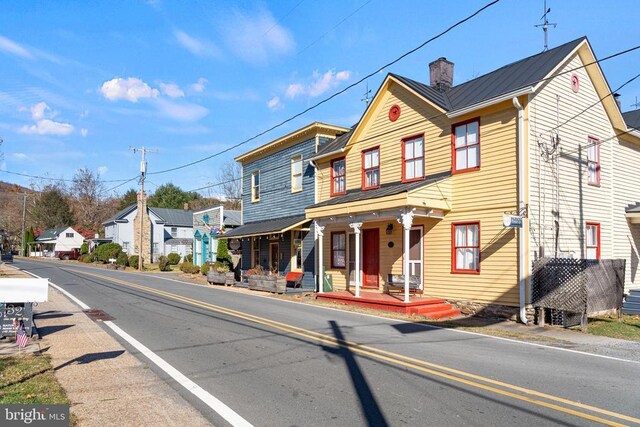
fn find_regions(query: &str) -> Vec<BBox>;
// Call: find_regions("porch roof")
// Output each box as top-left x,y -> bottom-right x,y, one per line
220,215 -> 310,239
306,172 -> 451,219
627,202 -> 640,223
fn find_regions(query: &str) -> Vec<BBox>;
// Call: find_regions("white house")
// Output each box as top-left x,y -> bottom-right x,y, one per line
192,206 -> 241,266
103,204 -> 194,262
29,226 -> 84,257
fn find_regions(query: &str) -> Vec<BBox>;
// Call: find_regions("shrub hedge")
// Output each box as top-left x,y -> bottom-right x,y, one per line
179,262 -> 199,274
167,253 -> 181,265
129,255 -> 139,269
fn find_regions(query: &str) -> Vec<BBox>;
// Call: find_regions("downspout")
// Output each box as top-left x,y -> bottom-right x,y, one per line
512,97 -> 528,325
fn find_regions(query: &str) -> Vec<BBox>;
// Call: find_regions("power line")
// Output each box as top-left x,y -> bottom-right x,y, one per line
147,0 -> 502,177
0,168 -> 139,184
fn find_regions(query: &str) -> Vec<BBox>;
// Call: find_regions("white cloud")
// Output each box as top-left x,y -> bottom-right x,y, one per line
154,98 -> 209,122
0,35 -> 34,59
285,69 -> 351,99
19,119 -> 74,136
191,77 -> 208,93
97,166 -> 109,176
13,153 -> 28,160
100,77 -> 159,102
80,128 -> 88,137
174,29 -> 222,58
159,82 -> 184,98
30,102 -> 49,120
285,83 -> 304,99
267,96 -> 283,111
221,9 -> 294,64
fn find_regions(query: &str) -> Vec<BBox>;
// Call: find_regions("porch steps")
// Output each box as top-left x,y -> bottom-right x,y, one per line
316,291 -> 461,320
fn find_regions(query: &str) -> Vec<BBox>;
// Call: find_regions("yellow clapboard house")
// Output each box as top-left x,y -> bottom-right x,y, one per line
305,37 -> 640,321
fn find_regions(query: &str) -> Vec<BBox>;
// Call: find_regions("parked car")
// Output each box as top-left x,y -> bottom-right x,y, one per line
56,248 -> 81,260
1,252 -> 14,262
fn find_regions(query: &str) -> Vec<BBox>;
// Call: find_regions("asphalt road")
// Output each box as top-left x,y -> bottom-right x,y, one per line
16,259 -> 640,427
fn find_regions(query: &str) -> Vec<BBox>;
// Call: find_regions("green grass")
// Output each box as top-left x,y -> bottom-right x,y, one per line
0,355 -> 69,404
587,314 -> 640,341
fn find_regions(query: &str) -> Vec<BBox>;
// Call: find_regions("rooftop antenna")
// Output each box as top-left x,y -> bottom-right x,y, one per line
534,0 -> 557,51
361,82 -> 372,107
631,96 -> 640,109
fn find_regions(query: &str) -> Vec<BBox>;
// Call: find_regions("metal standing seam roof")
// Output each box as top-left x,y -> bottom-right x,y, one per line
149,207 -> 194,227
392,37 -> 586,113
223,210 -> 242,227
623,109 -> 640,130
35,227 -> 69,241
221,215 -> 309,239
314,127 -> 356,158
102,204 -> 136,224
308,172 -> 451,209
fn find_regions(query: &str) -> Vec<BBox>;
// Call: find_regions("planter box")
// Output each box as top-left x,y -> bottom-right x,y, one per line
208,271 -> 235,286
248,275 -> 286,294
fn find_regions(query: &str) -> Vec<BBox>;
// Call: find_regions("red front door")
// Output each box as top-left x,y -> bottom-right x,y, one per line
362,228 -> 379,288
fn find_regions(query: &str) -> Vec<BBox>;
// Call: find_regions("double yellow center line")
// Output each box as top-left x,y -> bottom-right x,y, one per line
70,268 -> 639,426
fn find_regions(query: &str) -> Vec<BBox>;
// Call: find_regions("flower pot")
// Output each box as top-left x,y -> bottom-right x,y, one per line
207,271 -> 228,285
248,275 -> 286,294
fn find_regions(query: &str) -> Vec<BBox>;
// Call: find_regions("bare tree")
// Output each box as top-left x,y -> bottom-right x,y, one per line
71,167 -> 107,230
215,161 -> 241,210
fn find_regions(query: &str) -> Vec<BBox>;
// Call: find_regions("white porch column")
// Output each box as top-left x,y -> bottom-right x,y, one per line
349,222 -> 363,298
399,210 -> 415,303
315,222 -> 325,293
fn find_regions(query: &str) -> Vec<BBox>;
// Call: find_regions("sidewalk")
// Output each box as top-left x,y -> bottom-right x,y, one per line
0,264 -> 211,426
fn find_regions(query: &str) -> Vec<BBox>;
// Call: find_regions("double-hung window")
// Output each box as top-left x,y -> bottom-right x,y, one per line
292,230 -> 303,271
362,147 -> 380,189
453,119 -> 480,173
452,222 -> 480,273
331,232 -> 346,268
291,155 -> 303,192
587,137 -> 600,186
331,157 -> 346,196
586,222 -> 600,259
171,227 -> 177,238
251,171 -> 260,202
403,135 -> 424,182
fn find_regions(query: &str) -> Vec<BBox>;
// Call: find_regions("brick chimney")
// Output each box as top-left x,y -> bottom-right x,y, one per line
613,93 -> 621,109
429,57 -> 454,91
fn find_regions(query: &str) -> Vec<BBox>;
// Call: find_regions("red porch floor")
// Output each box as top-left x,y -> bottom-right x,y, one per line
316,290 -> 461,320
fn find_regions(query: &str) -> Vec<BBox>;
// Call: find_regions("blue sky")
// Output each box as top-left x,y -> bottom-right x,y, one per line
1,0 -> 638,197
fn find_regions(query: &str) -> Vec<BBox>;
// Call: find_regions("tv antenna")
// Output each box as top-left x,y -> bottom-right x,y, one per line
534,0 -> 557,51
631,96 -> 640,109
361,82 -> 372,107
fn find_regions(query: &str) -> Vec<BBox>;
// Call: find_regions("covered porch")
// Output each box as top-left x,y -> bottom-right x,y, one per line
306,174 -> 455,305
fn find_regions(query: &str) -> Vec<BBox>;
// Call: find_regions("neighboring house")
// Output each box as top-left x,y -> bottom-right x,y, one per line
192,206 -> 241,266
103,204 -> 194,262
305,36 -> 640,321
28,226 -> 84,257
222,122 -> 350,289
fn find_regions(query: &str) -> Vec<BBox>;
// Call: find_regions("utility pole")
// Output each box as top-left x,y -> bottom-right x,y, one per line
535,0 -> 557,52
130,146 -> 158,271
21,193 -> 27,256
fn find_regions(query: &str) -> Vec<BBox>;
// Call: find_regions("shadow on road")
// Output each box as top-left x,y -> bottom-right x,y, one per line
323,320 -> 389,427
36,324 -> 74,336
55,350 -> 125,371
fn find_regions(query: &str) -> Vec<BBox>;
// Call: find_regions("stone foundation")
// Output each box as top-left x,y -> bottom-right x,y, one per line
452,300 -> 535,323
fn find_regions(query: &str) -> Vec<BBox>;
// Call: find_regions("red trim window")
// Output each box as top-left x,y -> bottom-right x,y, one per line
402,135 -> 424,182
452,118 -> 480,173
586,222 -> 600,260
331,231 -> 346,268
362,147 -> 380,189
330,157 -> 346,196
452,222 -> 480,273
587,137 -> 600,186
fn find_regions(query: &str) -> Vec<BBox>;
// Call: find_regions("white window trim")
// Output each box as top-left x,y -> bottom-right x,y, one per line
251,171 -> 260,202
291,155 -> 303,193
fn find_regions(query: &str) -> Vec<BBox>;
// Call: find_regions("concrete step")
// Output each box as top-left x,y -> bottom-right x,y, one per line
421,308 -> 462,320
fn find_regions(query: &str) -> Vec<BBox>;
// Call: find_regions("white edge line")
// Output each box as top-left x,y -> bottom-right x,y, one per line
15,260 -> 640,365
13,262 -> 254,427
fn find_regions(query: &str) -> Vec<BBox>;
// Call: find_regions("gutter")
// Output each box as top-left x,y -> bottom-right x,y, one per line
309,147 -> 345,162
447,87 -> 534,119
512,96 -> 528,325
